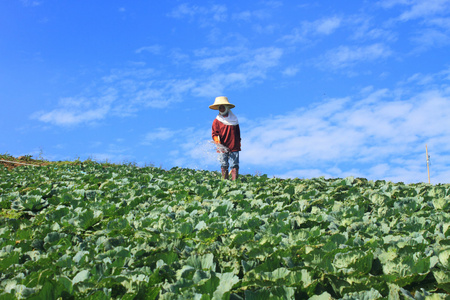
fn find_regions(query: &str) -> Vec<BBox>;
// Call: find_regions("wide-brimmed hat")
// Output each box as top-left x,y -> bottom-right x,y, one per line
209,96 -> 235,110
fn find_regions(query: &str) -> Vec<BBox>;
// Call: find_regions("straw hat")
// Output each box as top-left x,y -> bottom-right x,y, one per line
209,96 -> 235,110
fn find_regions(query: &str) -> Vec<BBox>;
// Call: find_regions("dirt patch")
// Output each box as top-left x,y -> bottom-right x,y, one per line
0,157 -> 49,171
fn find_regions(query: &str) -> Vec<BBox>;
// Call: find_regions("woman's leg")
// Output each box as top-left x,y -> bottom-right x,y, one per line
229,152 -> 239,180
219,152 -> 229,179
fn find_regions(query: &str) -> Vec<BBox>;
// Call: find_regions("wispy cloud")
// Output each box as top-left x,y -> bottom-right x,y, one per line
142,128 -> 178,145
129,79 -> 197,109
32,43 -> 282,126
405,68 -> 450,87
376,0 -> 450,54
282,66 -> 300,76
20,0 -> 42,7
428,17 -> 450,28
377,0 -> 412,9
398,0 -> 450,21
231,10 -> 271,22
168,1 -> 282,25
410,28 -> 450,51
31,89 -> 117,126
378,0 -> 450,21
236,87 -> 450,182
168,3 -> 202,18
135,45 -> 163,55
181,81 -> 450,183
34,107 -> 109,126
168,3 -> 279,41
282,16 -> 342,44
141,127 -> 219,170
168,3 -> 228,24
33,70 -> 197,126
317,43 -> 392,70
192,47 -> 283,97
315,16 -> 342,35
349,17 -> 398,42
193,53 -> 240,71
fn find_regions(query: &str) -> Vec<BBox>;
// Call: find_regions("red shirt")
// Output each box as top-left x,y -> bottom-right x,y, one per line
212,118 -> 241,152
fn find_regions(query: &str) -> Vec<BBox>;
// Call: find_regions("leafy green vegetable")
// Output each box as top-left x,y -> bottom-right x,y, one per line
1,164 -> 449,298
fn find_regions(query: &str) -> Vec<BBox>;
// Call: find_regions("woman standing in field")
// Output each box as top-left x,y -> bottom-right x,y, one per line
210,96 -> 241,180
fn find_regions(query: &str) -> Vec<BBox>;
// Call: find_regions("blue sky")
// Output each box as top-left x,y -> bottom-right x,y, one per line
2,0 -> 450,183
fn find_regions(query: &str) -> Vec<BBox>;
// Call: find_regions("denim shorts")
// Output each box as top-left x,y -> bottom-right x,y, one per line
219,151 -> 239,169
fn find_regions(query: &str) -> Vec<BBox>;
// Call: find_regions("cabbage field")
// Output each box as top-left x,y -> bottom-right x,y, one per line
1,162 -> 450,299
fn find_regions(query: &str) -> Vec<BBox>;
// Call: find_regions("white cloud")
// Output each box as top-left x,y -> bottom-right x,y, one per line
410,28 -> 450,51
192,47 -> 283,97
315,16 -> 342,35
429,17 -> 450,28
378,0 -> 450,21
282,16 -> 342,44
232,10 -> 270,22
263,0 -> 283,9
135,45 -> 163,55
405,68 -> 450,87
181,86 -> 450,183
194,55 -> 238,71
211,5 -> 228,22
142,128 -> 177,145
253,24 -> 278,35
130,79 -> 197,109
168,3 -> 200,18
168,3 -> 228,23
376,1 -> 450,53
318,43 -> 392,69
32,89 -> 116,126
244,47 -> 283,70
169,2 -> 276,26
102,68 -> 157,83
20,0 -> 41,7
141,127 -> 220,170
282,66 -> 300,76
377,0 -> 411,9
193,73 -> 248,97
398,0 -> 450,21
34,107 -> 110,126
406,73 -> 435,85
32,43 -> 282,126
349,17 -> 398,42
101,69 -> 198,114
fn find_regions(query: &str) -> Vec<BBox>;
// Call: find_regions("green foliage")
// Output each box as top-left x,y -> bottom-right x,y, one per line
0,164 -> 450,299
